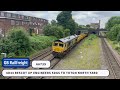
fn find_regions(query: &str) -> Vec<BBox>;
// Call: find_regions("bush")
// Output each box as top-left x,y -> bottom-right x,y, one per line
7,27 -> 31,56
0,37 -> 18,54
113,41 -> 118,44
106,24 -> 120,41
0,27 -> 58,58
8,28 -> 31,55
117,31 -> 120,42
7,53 -> 16,58
43,24 -> 65,38
88,34 -> 97,40
105,16 -> 120,31
28,28 -> 34,36
64,29 -> 70,37
43,21 -> 70,39
29,35 -> 57,51
115,46 -> 120,52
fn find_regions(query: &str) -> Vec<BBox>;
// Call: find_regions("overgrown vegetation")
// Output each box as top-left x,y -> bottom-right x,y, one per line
43,23 -> 70,38
29,28 -> 35,36
0,27 -> 57,58
107,39 -> 120,54
105,16 -> 120,54
29,35 -> 57,51
106,16 -> 120,31
106,24 -> 120,41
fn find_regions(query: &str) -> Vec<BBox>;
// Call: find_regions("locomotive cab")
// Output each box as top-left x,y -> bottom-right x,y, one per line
52,35 -> 78,58
52,41 -> 65,53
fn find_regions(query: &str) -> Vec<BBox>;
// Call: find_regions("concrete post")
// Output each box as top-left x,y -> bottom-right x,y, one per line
1,53 -> 6,58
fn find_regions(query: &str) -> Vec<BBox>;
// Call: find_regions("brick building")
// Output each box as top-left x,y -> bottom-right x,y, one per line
0,11 -> 48,37
90,20 -> 100,29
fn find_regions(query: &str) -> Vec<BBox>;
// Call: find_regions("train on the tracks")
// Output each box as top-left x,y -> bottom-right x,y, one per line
52,30 -> 89,58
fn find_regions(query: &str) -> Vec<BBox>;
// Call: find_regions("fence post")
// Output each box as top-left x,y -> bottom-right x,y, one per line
1,53 -> 6,58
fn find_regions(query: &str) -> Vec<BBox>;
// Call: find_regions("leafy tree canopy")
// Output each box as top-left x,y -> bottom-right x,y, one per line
105,16 -> 120,31
57,11 -> 77,35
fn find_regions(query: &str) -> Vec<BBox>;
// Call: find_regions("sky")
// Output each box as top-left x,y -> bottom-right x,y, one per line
6,11 -> 120,28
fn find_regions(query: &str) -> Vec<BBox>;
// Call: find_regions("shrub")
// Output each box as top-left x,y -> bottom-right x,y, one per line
7,53 -> 16,58
7,27 -> 32,56
105,16 -> 120,31
0,27 -> 57,57
0,37 -> 18,54
64,29 -> 70,37
106,24 -> 120,41
115,47 -> 120,53
88,34 -> 97,40
29,35 -> 57,51
43,24 -> 65,38
117,31 -> 120,42
113,41 -> 118,44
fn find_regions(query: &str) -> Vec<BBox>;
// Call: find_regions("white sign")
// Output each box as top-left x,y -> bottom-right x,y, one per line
2,70 -> 109,77
32,61 -> 50,68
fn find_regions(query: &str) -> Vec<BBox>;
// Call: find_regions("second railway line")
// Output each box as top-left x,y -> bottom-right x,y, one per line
100,32 -> 120,79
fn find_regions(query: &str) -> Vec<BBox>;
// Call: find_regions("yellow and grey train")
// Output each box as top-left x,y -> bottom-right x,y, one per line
52,30 -> 88,58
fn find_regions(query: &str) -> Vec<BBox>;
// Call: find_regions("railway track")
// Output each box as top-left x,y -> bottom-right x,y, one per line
30,47 -> 52,61
3,48 -> 54,79
5,47 -> 61,79
1,35 -> 88,79
100,32 -> 120,79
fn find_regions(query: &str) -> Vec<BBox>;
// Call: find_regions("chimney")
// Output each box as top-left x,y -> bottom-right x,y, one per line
99,20 -> 100,29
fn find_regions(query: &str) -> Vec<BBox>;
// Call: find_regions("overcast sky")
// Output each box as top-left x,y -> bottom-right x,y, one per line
6,11 -> 120,28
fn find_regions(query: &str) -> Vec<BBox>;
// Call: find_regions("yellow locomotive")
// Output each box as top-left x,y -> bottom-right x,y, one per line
52,30 -> 88,58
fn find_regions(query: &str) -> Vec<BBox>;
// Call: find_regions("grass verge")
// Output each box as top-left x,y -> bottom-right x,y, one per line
53,34 -> 101,79
103,32 -> 120,55
107,38 -> 120,55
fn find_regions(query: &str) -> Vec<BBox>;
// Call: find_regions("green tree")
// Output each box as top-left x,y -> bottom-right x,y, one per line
0,37 -> 17,54
65,19 -> 76,35
29,28 -> 34,36
86,24 -> 90,29
57,11 -> 72,27
117,31 -> 120,42
29,28 -> 32,36
117,31 -> 120,48
107,24 -> 120,41
43,24 -> 53,36
56,11 -> 76,35
79,25 -> 86,29
51,20 -> 57,26
64,29 -> 70,37
43,23 -> 65,38
51,25 -> 64,38
7,27 -> 31,56
105,16 -> 120,31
